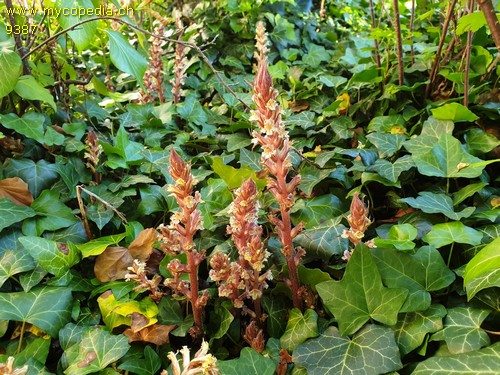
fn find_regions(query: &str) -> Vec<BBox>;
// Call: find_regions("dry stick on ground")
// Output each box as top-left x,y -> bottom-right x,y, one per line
21,16 -> 251,111
369,0 -> 383,92
393,0 -> 404,85
426,0 -> 458,98
409,0 -> 416,65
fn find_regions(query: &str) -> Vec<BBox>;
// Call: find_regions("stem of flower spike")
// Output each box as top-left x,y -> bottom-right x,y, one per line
279,202 -> 302,310
187,250 -> 202,333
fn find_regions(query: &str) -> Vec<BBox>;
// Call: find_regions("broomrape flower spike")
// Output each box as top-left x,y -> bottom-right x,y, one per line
158,149 -> 208,338
250,22 -> 304,310
342,192 -> 373,260
162,340 -> 219,375
0,357 -> 28,375
210,179 -> 271,327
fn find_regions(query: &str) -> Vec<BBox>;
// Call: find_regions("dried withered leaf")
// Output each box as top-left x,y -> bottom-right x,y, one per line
77,351 -> 97,368
129,228 -> 158,261
123,323 -> 176,346
94,246 -> 133,282
0,177 -> 33,206
130,312 -> 151,333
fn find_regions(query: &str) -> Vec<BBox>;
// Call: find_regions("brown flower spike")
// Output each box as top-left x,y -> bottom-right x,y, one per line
250,22 -> 304,309
158,149 -> 208,338
342,192 -> 373,260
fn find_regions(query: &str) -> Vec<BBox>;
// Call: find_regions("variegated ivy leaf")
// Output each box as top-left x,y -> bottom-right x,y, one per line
218,347 -> 275,375
464,237 -> 500,300
423,222 -> 483,248
294,325 -> 403,375
317,243 -> 408,335
367,155 -> 415,183
432,307 -> 491,354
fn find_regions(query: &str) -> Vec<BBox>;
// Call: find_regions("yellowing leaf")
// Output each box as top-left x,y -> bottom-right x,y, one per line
0,177 -> 33,205
94,246 -> 133,282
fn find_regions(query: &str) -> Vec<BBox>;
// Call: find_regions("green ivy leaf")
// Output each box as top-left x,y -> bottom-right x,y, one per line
317,75 -> 347,88
118,346 -> 161,375
0,248 -> 36,287
177,95 -> 208,126
404,118 -> 487,178
294,219 -> 347,261
76,233 -> 127,258
224,133 -> 252,152
366,133 -> 407,158
298,165 -> 333,196
280,308 -> 318,353
423,222 -> 483,248
452,182 -> 488,206
209,301 -> 234,341
211,158 -> 266,190
107,30 -> 148,87
303,44 -> 330,67
317,243 -> 408,335
64,327 -> 130,375
431,103 -> 479,122
291,195 -> 345,229
14,75 -> 57,110
18,236 -> 80,277
218,347 -> 275,375
372,246 -> 455,312
0,286 -> 72,337
25,190 -> 78,234
374,223 -> 418,251
262,294 -> 288,338
58,0 -> 98,50
0,50 -> 22,98
4,159 -> 58,197
465,128 -> 500,155
432,307 -> 491,354
0,198 -> 36,232
294,325 -> 403,375
367,155 -> 415,183
394,304 -> 447,355
457,12 -> 487,35
199,178 -> 233,230
464,237 -> 500,300
400,191 -> 476,220
0,112 -> 45,143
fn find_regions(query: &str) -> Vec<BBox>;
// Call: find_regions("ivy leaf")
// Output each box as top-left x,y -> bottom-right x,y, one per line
224,133 -> 253,152
298,165 -> 333,196
465,128 -> 500,155
412,342 -> 500,374
404,118 -> 486,178
316,243 -> 408,335
177,94 -> 208,125
211,158 -> 266,190
18,236 -> 80,277
400,191 -> 475,220
209,301 -> 234,341
199,178 -> 233,230
14,75 -> 57,110
367,155 -> 415,183
0,248 -> 36,287
4,159 -> 58,197
107,31 -> 148,87
280,309 -> 318,353
76,233 -> 127,258
26,190 -> 78,234
431,103 -> 479,122
0,286 -> 72,337
0,112 -> 45,143
317,75 -> 347,88
262,294 -> 288,338
423,222 -> 483,248
64,327 -> 130,375
0,198 -> 36,232
394,304 -> 447,355
452,182 -> 488,206
374,223 -> 418,251
366,133 -> 407,158
294,325 -> 403,375
218,347 -> 275,375
432,307 -> 491,354
464,237 -> 500,300
294,219 -> 347,261
118,346 -> 161,375
372,246 -> 455,312
457,11 -> 487,34
0,50 -> 22,98
58,0 -> 98,50
291,195 -> 345,229
303,44 -> 330,67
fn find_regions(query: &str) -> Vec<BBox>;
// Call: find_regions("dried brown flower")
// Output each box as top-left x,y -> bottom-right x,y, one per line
139,24 -> 166,104
0,357 -> 28,375
162,340 -> 219,375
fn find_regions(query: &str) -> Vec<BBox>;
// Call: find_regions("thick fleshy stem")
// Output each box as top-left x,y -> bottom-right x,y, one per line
158,149 -> 208,338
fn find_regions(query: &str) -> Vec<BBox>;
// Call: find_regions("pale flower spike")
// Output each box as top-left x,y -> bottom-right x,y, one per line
162,340 -> 219,375
0,357 -> 28,375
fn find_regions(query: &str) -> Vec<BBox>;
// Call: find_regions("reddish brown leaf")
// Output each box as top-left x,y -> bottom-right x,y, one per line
94,246 -> 133,282
0,177 -> 33,206
129,228 -> 158,261
123,324 -> 176,346
130,312 -> 151,333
